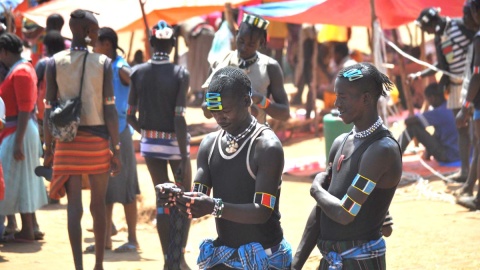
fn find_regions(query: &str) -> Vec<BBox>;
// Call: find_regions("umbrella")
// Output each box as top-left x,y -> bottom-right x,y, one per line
243,0 -> 464,29
22,0 -> 255,39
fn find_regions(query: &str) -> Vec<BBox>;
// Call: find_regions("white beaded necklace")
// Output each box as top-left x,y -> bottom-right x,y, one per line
352,117 -> 383,138
225,117 -> 257,154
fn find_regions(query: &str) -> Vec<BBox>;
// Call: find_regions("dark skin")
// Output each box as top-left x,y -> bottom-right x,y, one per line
160,89 -> 284,224
93,36 -> 139,250
292,78 -> 402,269
43,15 -> 120,270
127,38 -> 192,270
202,23 -> 290,122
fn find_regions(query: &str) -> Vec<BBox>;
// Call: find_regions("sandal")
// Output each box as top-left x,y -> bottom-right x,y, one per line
84,244 -> 112,254
114,242 -> 139,253
34,230 -> 45,240
2,233 -> 34,243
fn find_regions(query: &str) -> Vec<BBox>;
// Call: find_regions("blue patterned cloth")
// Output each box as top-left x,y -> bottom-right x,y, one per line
197,238 -> 292,270
325,238 -> 386,270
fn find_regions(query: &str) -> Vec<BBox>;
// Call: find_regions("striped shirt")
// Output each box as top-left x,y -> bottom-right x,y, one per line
440,18 -> 472,76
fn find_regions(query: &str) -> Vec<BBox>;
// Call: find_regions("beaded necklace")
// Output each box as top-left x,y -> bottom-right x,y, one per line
352,117 -> 383,139
225,117 -> 257,154
238,53 -> 259,69
71,46 -> 88,51
152,52 -> 170,62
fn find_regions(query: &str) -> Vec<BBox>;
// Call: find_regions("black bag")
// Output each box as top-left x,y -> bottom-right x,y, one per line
48,51 -> 88,142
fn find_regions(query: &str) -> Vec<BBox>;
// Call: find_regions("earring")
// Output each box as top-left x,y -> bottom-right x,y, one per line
85,36 -> 92,44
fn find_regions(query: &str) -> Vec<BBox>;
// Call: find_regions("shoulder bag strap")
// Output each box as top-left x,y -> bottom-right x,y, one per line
78,51 -> 89,98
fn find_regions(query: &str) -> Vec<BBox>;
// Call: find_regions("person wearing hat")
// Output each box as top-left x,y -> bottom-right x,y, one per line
127,20 -> 192,269
91,27 -> 140,253
43,10 -> 121,270
407,7 -> 474,183
202,13 -> 290,125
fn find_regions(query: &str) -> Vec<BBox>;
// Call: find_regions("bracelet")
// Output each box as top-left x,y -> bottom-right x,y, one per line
211,198 -> 224,218
258,96 -> 271,109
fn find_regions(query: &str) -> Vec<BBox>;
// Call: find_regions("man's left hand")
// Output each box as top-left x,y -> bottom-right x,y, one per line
176,192 -> 214,219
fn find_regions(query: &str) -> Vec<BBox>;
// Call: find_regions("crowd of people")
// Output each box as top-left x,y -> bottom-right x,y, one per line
0,1 -> 479,270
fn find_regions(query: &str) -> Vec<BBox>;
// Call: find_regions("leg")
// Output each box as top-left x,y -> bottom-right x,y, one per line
123,200 -> 139,248
455,108 -> 471,181
65,175 -> 84,270
169,159 -> 192,270
105,203 -> 114,249
88,173 -> 110,270
145,157 -> 171,267
5,214 -> 18,234
16,212 -> 34,241
399,123 -> 447,161
32,212 -> 44,240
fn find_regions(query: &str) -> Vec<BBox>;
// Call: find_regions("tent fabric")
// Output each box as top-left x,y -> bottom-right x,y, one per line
243,0 -> 465,29
21,0 -> 253,38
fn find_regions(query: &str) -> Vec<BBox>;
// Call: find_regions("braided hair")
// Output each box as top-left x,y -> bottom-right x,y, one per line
337,62 -> 393,101
208,66 -> 252,100
0,33 -> 23,54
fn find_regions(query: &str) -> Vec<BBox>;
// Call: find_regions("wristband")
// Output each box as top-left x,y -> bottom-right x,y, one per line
211,198 -> 224,218
474,66 -> 480,74
258,96 -> 271,109
463,100 -> 472,109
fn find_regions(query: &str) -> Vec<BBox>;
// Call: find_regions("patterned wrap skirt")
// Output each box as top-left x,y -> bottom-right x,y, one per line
49,131 -> 111,199
0,119 -> 47,215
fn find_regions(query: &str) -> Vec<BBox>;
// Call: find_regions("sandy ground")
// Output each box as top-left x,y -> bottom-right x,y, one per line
1,101 -> 480,270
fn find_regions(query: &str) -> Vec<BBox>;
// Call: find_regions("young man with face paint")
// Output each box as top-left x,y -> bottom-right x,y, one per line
293,63 -> 402,270
202,14 -> 290,125
43,9 -> 121,270
158,66 -> 292,269
407,7 -> 474,183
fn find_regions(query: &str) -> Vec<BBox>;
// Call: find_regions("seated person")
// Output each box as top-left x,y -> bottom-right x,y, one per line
398,83 -> 460,162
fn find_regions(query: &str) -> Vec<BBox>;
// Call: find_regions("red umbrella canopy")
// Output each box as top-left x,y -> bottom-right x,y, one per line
243,0 -> 464,29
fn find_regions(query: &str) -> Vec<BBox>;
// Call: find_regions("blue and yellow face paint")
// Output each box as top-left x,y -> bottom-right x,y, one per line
206,92 -> 223,111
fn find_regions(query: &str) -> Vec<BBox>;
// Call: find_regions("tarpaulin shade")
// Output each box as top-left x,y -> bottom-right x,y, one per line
243,0 -> 465,29
22,0 -> 253,38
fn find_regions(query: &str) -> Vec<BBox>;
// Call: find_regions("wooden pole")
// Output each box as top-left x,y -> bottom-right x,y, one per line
310,26 -> 319,136
392,30 -> 415,116
370,0 -> 376,57
126,31 -> 135,62
139,0 -> 151,58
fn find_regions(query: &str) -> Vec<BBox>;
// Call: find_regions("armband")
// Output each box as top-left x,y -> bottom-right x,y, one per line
175,106 -> 186,117
463,100 -> 472,109
258,96 -> 271,109
104,96 -> 115,105
193,182 -> 211,195
474,66 -> 480,74
254,192 -> 276,209
340,194 -> 361,216
351,174 -> 376,195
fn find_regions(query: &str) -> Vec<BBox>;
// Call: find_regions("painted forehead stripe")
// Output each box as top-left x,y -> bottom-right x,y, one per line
206,92 -> 222,111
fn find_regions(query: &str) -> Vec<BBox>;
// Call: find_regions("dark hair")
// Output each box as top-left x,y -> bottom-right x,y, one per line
46,13 -> 64,31
424,82 -> 444,99
334,42 -> 349,58
43,30 -> 65,56
98,27 -> 124,55
238,21 -> 267,46
0,33 -> 23,54
208,66 -> 252,99
337,62 -> 393,101
149,21 -> 175,53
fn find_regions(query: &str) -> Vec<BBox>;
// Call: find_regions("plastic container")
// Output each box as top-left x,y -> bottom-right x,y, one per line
323,109 -> 353,164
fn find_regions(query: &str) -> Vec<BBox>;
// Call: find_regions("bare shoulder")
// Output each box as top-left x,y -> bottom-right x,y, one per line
255,127 -> 284,155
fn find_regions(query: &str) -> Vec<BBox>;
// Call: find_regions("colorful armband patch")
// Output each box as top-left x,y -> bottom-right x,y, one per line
474,66 -> 480,74
206,92 -> 222,110
193,182 -> 211,195
352,174 -> 376,195
254,192 -> 276,209
104,96 -> 116,105
127,105 -> 136,115
340,194 -> 362,216
157,206 -> 170,215
175,106 -> 186,117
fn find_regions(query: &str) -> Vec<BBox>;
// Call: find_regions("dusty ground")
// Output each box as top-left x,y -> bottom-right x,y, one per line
1,103 -> 480,270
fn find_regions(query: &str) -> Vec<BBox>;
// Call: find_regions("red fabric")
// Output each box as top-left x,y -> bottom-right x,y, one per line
0,62 -> 38,117
255,0 -> 464,29
0,162 -> 4,201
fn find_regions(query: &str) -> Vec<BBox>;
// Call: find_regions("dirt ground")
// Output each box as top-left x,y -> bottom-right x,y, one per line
1,104 -> 480,270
